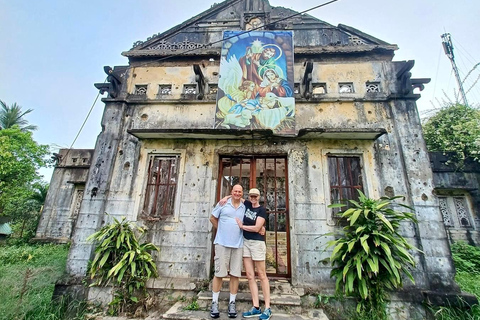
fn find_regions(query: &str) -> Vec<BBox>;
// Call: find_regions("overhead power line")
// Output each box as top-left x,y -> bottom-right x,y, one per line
65,0 -> 342,154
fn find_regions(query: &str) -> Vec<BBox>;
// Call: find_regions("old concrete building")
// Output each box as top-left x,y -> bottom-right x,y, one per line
45,0 -> 477,315
430,152 -> 480,245
35,149 -> 94,243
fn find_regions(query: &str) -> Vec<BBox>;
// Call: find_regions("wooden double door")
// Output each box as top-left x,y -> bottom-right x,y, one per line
218,155 -> 291,278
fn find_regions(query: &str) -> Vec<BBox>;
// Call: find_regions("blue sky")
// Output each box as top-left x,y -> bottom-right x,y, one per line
1,0 -> 478,181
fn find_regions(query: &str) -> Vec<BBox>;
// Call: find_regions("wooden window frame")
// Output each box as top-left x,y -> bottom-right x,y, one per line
138,149 -> 186,222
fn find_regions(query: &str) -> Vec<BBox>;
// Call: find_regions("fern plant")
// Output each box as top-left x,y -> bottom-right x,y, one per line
87,215 -> 159,315
327,191 -> 421,319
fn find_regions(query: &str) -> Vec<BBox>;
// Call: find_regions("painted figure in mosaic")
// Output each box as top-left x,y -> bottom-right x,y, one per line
239,47 -> 277,86
258,69 -> 293,97
217,79 -> 258,118
216,31 -> 295,134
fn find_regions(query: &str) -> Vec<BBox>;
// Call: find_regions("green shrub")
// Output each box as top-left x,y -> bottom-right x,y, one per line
0,243 -> 68,266
326,191 -> 421,319
451,241 -> 480,275
87,215 -> 159,315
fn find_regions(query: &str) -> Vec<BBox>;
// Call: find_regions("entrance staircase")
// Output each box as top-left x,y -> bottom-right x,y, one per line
160,279 -> 329,320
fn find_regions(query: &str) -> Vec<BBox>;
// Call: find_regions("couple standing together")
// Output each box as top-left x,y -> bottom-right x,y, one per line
209,184 -> 272,319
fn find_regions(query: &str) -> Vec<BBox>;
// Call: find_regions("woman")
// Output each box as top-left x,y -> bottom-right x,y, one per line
258,69 -> 293,98
235,188 -> 272,320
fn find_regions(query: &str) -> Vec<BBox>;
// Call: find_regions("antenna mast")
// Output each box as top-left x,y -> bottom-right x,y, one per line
441,33 -> 469,106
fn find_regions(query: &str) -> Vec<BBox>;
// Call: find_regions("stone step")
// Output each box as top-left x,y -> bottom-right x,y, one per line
196,291 -> 301,315
160,301 -> 329,320
215,278 -> 304,296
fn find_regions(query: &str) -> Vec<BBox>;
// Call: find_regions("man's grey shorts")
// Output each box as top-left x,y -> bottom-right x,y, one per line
214,244 -> 243,278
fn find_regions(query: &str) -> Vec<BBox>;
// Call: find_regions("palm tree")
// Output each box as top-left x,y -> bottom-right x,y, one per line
30,182 -> 49,208
0,100 -> 38,131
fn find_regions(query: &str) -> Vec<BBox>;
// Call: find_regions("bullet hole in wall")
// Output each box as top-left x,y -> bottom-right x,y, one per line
385,186 -> 394,197
422,193 -> 428,201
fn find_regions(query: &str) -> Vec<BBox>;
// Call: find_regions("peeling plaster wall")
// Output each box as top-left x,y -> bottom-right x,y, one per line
67,102 -> 135,276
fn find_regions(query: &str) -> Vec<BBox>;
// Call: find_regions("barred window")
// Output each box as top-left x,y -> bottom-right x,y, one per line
328,156 -> 363,216
183,84 -> 197,95
143,155 -> 179,218
158,84 -> 172,95
134,85 -> 148,95
339,83 -> 354,93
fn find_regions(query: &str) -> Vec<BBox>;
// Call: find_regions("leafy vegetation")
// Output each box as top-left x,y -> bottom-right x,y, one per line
427,242 -> 480,319
87,216 -> 159,315
326,191 -> 420,319
0,243 -> 91,320
0,127 -> 50,231
183,298 -> 200,311
422,103 -> 480,165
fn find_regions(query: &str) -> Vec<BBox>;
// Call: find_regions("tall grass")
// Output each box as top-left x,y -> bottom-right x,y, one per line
0,243 -> 88,320
429,241 -> 480,319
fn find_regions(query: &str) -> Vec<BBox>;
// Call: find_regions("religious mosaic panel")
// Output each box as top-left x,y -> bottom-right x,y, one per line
215,31 -> 295,135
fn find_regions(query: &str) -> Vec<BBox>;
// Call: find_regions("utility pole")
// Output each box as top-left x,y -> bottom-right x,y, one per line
441,33 -> 469,106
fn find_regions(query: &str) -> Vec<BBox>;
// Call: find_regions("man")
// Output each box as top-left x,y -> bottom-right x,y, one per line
239,47 -> 277,86
209,184 -> 246,318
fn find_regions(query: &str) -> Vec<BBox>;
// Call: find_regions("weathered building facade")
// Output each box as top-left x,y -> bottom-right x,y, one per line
47,0 -> 474,311
35,149 -> 93,243
430,152 -> 480,246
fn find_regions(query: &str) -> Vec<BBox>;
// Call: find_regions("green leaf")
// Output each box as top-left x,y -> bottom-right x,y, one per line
342,260 -> 353,281
357,189 -> 367,201
99,251 -> 111,268
355,226 -> 365,234
380,242 -> 392,259
395,245 -> 415,265
331,243 -> 345,259
347,240 -> 356,253
359,278 -> 368,300
346,270 -> 355,293
341,208 -> 356,217
131,261 -> 137,276
376,213 -> 394,232
360,235 -> 370,254
356,257 -> 362,279
328,203 -> 346,208
363,209 -> 370,218
366,257 -> 378,274
349,209 -> 362,226
376,201 -> 391,210
348,199 -> 361,208
117,265 -> 127,283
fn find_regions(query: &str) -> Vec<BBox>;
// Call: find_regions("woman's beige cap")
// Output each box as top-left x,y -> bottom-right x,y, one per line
248,188 -> 260,196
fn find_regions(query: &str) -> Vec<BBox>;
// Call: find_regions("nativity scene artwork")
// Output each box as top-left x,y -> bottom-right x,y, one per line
215,31 -> 295,135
